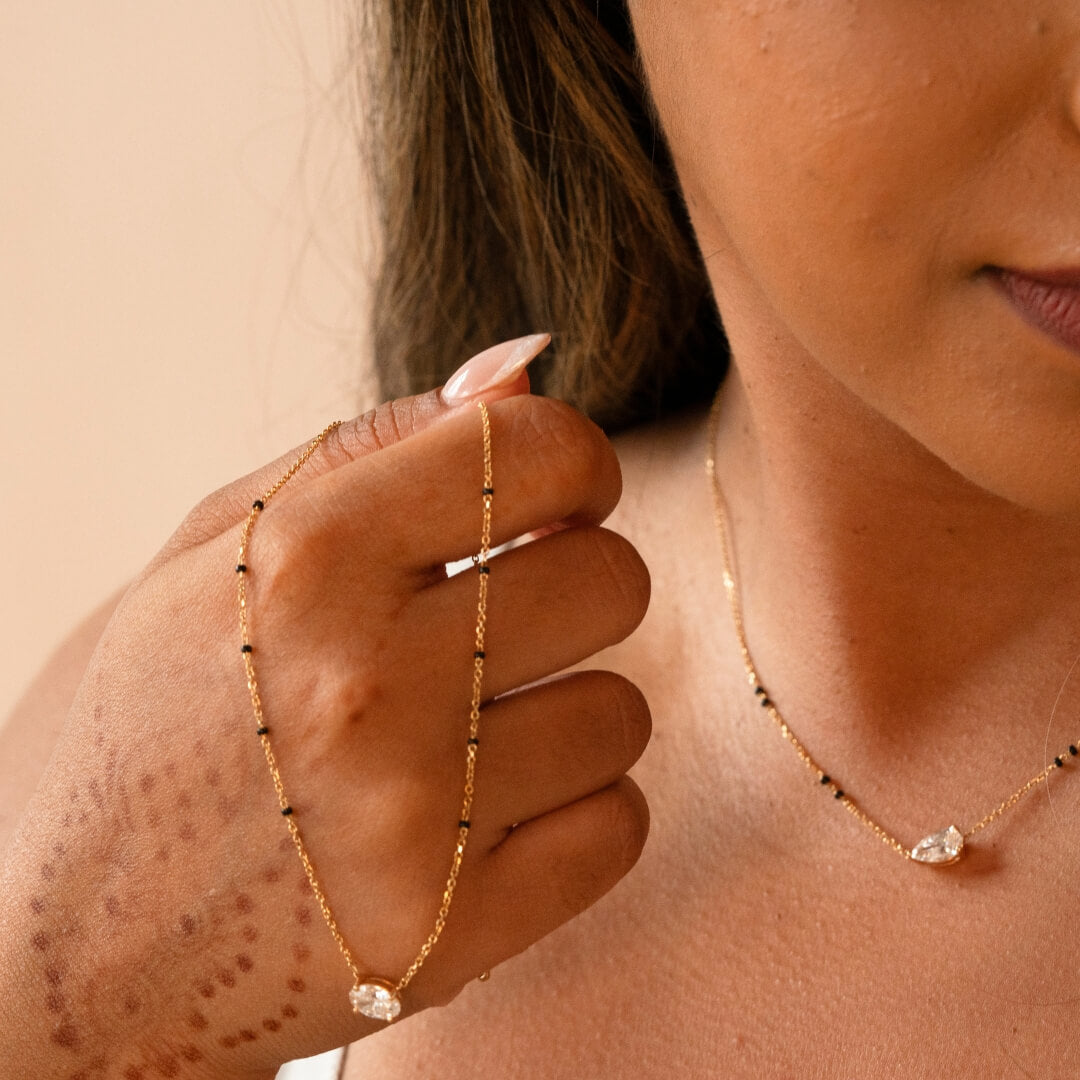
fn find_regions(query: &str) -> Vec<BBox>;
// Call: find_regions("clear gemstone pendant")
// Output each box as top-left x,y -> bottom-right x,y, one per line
910,825 -> 965,865
349,978 -> 402,1022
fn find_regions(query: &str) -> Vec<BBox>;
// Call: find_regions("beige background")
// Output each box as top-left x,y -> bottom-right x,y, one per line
0,1 -> 376,722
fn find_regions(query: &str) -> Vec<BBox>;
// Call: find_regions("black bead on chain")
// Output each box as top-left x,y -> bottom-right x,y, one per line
753,684 -> 851,801
233,410 -> 497,1000
1055,756 -> 1064,768
752,685 -> 850,801
1070,745 -> 1078,756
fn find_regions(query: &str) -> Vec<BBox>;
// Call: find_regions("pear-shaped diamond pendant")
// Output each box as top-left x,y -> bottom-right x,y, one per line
350,979 -> 402,1022
910,825 -> 965,865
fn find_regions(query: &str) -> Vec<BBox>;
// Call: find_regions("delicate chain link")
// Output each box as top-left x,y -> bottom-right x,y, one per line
395,404 -> 493,993
236,403 -> 493,1013
237,422 -> 364,972
705,388 -> 1078,860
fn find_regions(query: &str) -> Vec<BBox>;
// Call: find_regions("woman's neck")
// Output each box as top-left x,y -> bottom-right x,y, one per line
709,323 -> 1080,797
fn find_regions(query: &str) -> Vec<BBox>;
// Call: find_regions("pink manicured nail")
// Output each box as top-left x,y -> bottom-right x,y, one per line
440,333 -> 551,404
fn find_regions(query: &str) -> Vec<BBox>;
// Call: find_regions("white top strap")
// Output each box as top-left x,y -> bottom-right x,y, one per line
275,1046 -> 346,1080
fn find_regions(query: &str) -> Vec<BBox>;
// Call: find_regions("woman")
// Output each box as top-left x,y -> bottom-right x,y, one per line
5,2 -> 1080,1076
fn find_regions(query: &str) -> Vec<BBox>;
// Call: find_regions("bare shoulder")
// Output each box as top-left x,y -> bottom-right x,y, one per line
0,587 -> 126,848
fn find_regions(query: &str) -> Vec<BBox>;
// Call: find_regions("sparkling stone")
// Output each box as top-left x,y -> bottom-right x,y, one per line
349,981 -> 402,1022
910,825 -> 965,865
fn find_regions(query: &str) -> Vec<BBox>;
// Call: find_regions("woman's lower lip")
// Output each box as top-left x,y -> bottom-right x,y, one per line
989,267 -> 1080,359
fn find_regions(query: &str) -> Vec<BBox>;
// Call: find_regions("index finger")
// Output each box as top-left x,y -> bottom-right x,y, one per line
283,393 -> 623,570
150,334 -> 551,565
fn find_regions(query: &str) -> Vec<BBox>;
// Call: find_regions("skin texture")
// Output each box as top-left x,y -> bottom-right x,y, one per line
9,3 -> 1080,1078
634,0 -> 1080,513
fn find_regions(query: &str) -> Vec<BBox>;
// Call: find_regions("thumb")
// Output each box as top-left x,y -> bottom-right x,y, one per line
159,333 -> 552,556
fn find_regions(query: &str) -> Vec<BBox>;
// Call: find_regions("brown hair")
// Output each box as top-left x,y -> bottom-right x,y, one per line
356,1 -> 727,431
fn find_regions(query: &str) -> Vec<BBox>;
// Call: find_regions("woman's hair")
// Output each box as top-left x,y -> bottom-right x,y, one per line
356,1 -> 727,431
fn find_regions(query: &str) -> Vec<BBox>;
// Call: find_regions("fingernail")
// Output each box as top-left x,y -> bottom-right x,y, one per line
440,333 -> 551,405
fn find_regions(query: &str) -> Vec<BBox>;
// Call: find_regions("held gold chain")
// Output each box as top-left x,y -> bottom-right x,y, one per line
706,388 -> 1078,865
236,402 -> 494,1020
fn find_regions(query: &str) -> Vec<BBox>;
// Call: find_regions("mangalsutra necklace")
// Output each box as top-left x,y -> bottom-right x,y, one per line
237,403 -> 494,1021
705,387 -> 1078,865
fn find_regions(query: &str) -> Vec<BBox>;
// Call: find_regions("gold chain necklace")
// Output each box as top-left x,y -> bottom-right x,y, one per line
705,387 -> 1077,865
237,403 -> 494,1020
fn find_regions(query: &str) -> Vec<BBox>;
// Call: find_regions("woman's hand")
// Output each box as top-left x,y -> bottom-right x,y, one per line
0,337 -> 652,1079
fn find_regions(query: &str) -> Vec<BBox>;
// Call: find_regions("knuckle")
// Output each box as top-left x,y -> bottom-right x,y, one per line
251,479 -> 379,594
375,398 -> 412,448
328,406 -> 382,461
174,496 -> 232,549
330,662 -> 387,729
247,507 -> 302,588
243,506 -> 368,663
248,505 -> 322,598
330,397 -> 418,461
